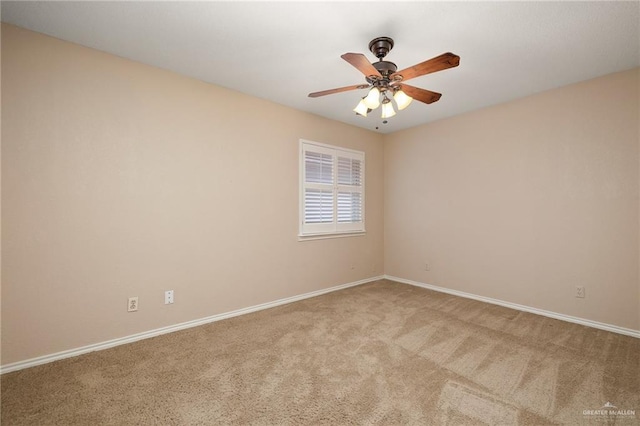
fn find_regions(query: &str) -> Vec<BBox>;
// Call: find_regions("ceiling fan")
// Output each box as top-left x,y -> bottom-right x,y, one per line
308,37 -> 460,118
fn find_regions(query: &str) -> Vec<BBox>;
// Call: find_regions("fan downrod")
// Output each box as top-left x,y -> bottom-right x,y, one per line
366,37 -> 397,84
368,37 -> 394,59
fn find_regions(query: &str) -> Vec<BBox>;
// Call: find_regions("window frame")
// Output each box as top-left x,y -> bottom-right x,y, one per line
298,139 -> 365,239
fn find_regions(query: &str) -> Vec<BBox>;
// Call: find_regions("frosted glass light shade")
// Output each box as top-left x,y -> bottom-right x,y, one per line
381,101 -> 396,118
393,89 -> 413,110
363,87 -> 380,109
353,99 -> 368,116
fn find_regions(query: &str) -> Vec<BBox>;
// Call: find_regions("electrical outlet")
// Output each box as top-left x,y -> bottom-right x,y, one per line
165,290 -> 174,305
425,263 -> 431,271
128,297 -> 138,312
576,286 -> 585,298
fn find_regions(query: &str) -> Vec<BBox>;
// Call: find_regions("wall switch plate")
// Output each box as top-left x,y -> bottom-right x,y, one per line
576,286 -> 585,298
128,297 -> 138,312
165,290 -> 174,304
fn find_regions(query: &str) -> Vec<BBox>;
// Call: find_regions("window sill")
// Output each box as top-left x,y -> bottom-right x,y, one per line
298,231 -> 366,242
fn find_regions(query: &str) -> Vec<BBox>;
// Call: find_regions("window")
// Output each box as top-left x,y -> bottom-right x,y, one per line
299,140 -> 365,237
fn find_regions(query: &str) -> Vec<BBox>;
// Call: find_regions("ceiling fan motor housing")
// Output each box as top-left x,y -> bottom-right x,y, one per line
373,61 -> 397,75
367,61 -> 398,89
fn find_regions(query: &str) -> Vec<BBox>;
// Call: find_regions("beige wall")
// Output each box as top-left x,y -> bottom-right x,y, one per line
385,68 -> 640,330
0,16 -> 3,368
1,25 -> 384,365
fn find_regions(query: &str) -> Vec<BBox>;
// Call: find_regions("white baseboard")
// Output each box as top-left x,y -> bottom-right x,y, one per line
1,275 -> 384,374
385,275 -> 640,339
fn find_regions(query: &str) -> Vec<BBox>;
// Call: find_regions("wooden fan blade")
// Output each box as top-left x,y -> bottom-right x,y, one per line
391,52 -> 460,82
308,84 -> 369,98
341,53 -> 382,78
400,84 -> 442,104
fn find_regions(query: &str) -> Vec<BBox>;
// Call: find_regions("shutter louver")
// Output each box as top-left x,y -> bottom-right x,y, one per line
304,189 -> 334,223
338,157 -> 362,186
337,192 -> 362,223
336,156 -> 363,224
305,151 -> 333,184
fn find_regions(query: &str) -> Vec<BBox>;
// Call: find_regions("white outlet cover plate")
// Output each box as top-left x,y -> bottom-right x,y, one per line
128,297 -> 138,312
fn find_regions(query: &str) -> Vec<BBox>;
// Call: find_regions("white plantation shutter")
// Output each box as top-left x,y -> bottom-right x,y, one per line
336,156 -> 363,227
303,149 -> 334,226
300,140 -> 365,236
304,189 -> 333,224
337,192 -> 362,223
305,151 -> 333,185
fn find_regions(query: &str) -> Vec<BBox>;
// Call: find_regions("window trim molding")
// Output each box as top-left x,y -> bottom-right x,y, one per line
297,231 -> 366,242
298,139 -> 365,238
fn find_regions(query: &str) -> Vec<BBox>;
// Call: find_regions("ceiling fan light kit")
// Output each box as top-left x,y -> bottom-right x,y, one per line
381,96 -> 396,119
309,36 -> 460,122
363,87 -> 381,109
393,89 -> 413,110
353,98 -> 369,116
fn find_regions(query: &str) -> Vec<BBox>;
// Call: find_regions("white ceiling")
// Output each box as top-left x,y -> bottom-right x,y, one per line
2,1 -> 639,134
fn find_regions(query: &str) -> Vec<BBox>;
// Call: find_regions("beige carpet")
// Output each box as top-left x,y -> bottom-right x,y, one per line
2,280 -> 639,425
